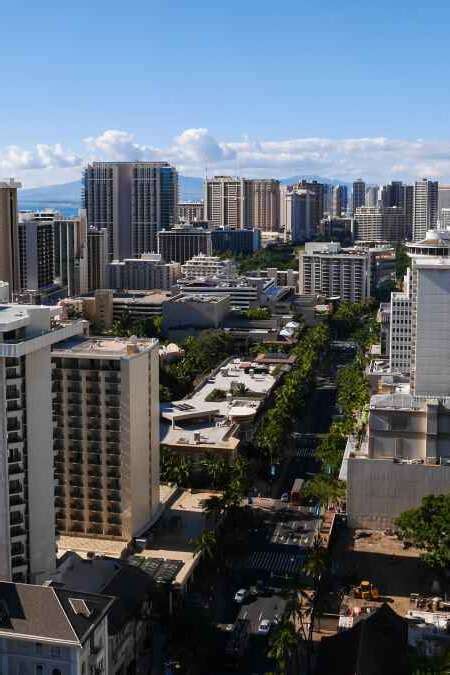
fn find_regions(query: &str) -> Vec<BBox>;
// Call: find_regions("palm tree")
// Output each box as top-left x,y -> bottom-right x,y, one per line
201,456 -> 229,488
191,530 -> 217,560
232,382 -> 250,397
171,457 -> 192,487
268,621 -> 299,674
303,539 -> 329,585
202,495 -> 226,523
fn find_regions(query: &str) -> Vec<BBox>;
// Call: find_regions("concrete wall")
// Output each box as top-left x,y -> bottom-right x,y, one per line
347,457 -> 450,529
26,348 -> 56,582
163,296 -> 229,330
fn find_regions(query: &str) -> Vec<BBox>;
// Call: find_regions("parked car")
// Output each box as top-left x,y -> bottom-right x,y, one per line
280,493 -> 289,503
234,589 -> 248,603
258,619 -> 271,635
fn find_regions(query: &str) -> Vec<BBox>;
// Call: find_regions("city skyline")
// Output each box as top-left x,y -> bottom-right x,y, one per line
2,1 -> 450,187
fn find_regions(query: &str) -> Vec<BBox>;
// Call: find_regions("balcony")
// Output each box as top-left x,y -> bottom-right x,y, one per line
88,467 -> 102,478
69,466 -> 83,477
87,443 -> 102,454
107,444 -> 120,455
87,525 -> 103,536
68,396 -> 81,405
10,512 -> 24,526
105,397 -> 120,408
105,387 -> 119,396
9,494 -> 24,507
9,463 -> 24,476
107,514 -> 121,526
106,422 -> 120,432
56,519 -> 66,532
69,453 -> 83,465
9,481 -> 22,496
88,477 -> 102,489
6,388 -> 20,401
66,373 -> 81,382
106,526 -> 122,537
107,491 -> 121,503
11,555 -> 26,568
7,401 -> 21,412
87,432 -> 101,443
105,410 -> 120,420
68,386 -> 82,395
107,468 -> 120,480
69,510 -> 84,523
68,431 -> 82,441
106,433 -> 119,444
70,487 -> 84,499
55,509 -> 66,520
10,525 -> 26,538
87,454 -> 102,466
90,513 -> 103,523
7,433 -> 22,444
106,456 -> 120,467
88,500 -> 103,512
70,499 -> 84,510
55,485 -> 66,498
86,398 -> 100,407
87,421 -> 101,431
88,489 -> 103,500
107,503 -> 122,514
86,386 -> 101,395
55,497 -> 65,508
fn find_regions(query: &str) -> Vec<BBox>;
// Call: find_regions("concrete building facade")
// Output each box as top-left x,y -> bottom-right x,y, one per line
106,254 -> 181,291
354,206 -> 405,243
298,242 -> 369,302
52,336 -> 160,542
413,178 -> 439,241
53,210 -> 89,297
84,161 -> 178,259
0,180 -> 21,296
177,201 -> 204,223
181,254 -> 236,279
204,176 -> 280,231
0,305 -> 85,583
87,228 -> 109,291
157,225 -> 212,264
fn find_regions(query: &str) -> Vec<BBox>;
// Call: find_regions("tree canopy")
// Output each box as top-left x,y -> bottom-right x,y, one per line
395,494 -> 450,569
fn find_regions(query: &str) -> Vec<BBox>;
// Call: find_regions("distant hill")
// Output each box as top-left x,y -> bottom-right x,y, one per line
19,174 -> 349,207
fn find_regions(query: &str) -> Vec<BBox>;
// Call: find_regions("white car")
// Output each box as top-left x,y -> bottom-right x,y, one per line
258,619 -> 271,634
234,589 -> 248,603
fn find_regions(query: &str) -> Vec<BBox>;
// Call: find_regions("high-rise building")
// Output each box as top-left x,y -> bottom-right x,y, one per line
440,208 -> 450,229
204,176 -> 280,230
52,335 -> 160,542
291,180 -> 325,234
352,179 -> 366,213
177,201 -> 205,223
331,185 -> 348,217
365,186 -> 379,207
53,210 -> 89,297
244,179 -> 280,231
83,161 -> 178,259
0,180 -> 21,296
413,178 -> 438,241
299,242 -> 369,302
157,225 -> 212,264
0,304 -> 84,583
87,228 -> 109,291
438,184 -> 450,222
354,206 -> 405,243
18,211 -> 55,294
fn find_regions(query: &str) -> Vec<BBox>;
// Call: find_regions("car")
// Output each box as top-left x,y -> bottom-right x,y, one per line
272,614 -> 281,626
280,493 -> 289,503
234,589 -> 248,603
258,619 -> 271,635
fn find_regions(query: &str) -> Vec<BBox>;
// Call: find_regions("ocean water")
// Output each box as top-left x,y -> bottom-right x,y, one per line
19,201 -> 80,217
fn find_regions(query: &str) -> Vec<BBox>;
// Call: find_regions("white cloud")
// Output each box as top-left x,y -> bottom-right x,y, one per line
4,129 -> 450,187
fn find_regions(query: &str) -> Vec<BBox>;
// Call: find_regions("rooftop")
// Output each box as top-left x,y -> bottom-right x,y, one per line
0,582 -> 114,646
52,335 -> 158,359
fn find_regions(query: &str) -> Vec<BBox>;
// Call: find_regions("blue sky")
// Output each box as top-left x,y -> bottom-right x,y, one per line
2,0 -> 450,186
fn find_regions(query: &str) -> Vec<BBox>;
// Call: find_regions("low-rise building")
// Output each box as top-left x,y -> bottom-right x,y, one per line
181,254 -> 237,279
48,552 -> 153,675
177,275 -> 276,310
163,293 -> 230,330
161,357 -> 279,460
106,253 -> 181,291
0,581 -> 113,675
211,228 -> 261,255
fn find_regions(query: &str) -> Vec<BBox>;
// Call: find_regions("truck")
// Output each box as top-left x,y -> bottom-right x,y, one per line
290,478 -> 304,505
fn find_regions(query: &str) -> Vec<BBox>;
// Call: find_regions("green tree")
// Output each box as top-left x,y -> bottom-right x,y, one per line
302,474 -> 345,508
200,456 -> 229,488
268,621 -> 299,674
395,494 -> 450,569
303,539 -> 329,584
202,495 -> 226,523
192,529 -> 217,560
395,243 -> 410,281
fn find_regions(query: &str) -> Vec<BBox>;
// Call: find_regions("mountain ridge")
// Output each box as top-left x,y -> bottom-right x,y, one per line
19,175 -> 350,205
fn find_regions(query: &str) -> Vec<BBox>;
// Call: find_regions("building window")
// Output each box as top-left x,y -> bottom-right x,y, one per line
52,669 -> 62,675
36,643 -> 43,655
36,666 -> 44,675
51,647 -> 61,658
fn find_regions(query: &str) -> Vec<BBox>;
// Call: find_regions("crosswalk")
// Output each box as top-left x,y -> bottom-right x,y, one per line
296,447 -> 316,458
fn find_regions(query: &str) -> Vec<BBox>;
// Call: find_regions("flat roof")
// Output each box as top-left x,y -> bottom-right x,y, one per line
52,335 -> 158,359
